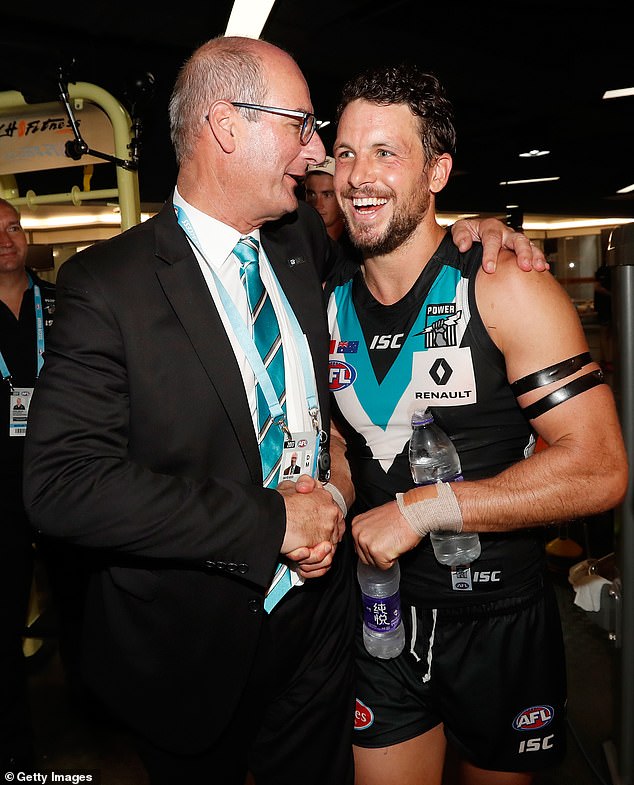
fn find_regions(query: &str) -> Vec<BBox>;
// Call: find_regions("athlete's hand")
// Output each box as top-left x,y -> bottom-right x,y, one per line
351,500 -> 421,569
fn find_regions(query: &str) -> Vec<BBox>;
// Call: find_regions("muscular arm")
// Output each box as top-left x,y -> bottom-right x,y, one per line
353,256 -> 627,568
454,258 -> 626,528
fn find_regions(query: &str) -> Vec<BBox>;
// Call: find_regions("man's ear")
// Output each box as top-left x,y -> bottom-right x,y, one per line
207,100 -> 238,153
429,153 -> 452,194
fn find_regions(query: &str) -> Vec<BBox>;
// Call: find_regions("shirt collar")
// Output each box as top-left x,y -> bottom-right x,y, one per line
173,187 -> 261,267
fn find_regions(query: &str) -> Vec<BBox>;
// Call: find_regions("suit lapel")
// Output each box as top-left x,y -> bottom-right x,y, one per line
154,208 -> 263,483
261,231 -> 330,423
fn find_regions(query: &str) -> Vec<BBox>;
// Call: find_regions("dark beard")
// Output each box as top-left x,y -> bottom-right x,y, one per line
343,191 -> 429,257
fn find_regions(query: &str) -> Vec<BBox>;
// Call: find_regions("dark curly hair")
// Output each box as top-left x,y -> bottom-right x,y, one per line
336,64 -> 456,163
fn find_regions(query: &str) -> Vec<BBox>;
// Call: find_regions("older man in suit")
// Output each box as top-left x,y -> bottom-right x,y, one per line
23,35 -> 547,785
24,35 -> 353,785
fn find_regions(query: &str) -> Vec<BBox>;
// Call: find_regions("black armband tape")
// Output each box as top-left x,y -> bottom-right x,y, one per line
522,369 -> 604,420
511,352 -> 592,397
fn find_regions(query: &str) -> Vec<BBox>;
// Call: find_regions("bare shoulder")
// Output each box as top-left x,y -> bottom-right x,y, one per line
476,249 -> 572,312
475,249 -> 584,357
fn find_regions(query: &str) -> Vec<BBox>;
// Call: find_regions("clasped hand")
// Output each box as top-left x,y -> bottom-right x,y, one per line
277,475 -> 345,578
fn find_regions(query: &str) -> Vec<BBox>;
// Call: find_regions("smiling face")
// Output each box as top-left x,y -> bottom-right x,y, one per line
334,100 -> 437,256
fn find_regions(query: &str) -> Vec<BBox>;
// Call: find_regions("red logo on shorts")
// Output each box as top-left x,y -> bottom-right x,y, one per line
512,705 -> 554,731
354,698 -> 374,730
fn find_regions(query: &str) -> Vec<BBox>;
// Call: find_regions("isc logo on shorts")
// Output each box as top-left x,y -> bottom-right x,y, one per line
512,705 -> 554,731
354,698 -> 374,730
518,735 -> 555,754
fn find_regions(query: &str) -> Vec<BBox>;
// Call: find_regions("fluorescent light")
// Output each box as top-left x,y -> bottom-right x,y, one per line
20,212 -> 154,230
437,213 -> 479,227
519,149 -> 550,158
499,177 -> 560,186
616,183 -> 634,194
437,214 -> 634,231
522,217 -> 634,231
225,0 -> 276,38
603,87 -> 634,99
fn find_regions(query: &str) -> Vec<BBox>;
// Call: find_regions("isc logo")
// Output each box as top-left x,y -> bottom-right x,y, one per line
354,698 -> 374,730
513,705 -> 554,731
518,735 -> 555,753
369,333 -> 404,350
473,570 -> 501,582
329,360 -> 357,391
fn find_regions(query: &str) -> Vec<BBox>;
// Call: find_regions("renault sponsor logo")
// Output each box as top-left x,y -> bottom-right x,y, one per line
413,345 -> 477,407
429,358 -> 453,385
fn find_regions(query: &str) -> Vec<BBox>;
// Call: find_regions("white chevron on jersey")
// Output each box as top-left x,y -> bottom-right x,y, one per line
328,267 -> 476,474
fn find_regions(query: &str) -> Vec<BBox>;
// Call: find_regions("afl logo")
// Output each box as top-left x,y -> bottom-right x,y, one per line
298,439 -> 308,448
513,705 -> 554,731
354,698 -> 374,731
329,360 -> 357,391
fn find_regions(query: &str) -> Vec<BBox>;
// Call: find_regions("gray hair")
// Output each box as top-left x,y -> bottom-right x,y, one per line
169,36 -> 268,164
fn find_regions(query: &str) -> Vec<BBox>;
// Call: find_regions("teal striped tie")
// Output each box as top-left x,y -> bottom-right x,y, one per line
234,237 -> 293,611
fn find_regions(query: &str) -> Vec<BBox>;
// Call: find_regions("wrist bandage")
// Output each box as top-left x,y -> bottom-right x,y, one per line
323,482 -> 347,516
396,481 -> 463,538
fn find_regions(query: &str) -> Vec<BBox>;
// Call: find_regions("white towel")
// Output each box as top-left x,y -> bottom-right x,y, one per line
570,573 -> 610,612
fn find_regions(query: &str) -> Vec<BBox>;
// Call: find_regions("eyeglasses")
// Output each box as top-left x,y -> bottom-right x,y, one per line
231,102 -> 323,145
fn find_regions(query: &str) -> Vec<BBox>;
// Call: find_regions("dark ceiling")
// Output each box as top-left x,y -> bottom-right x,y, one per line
3,1 -> 634,220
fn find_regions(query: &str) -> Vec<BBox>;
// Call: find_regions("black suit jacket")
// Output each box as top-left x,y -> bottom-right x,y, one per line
23,199 -> 346,752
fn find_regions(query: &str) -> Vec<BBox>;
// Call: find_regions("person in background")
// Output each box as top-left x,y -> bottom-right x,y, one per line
22,36 -> 548,785
325,65 -> 628,785
0,197 -> 55,772
305,156 -> 344,242
305,156 -> 360,276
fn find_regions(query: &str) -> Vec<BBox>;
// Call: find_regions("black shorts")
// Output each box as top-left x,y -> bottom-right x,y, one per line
353,579 -> 567,773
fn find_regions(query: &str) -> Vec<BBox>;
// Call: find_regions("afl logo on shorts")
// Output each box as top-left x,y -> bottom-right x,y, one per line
512,705 -> 554,731
329,360 -> 357,391
354,698 -> 374,730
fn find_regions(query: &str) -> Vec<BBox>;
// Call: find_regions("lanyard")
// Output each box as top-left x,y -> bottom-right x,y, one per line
0,273 -> 45,390
174,206 -> 320,435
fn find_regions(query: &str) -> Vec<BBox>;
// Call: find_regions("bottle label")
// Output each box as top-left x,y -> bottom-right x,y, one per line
360,589 -> 402,633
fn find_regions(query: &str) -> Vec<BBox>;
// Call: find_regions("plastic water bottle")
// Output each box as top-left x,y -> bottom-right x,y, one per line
357,560 -> 405,659
408,408 -> 481,567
